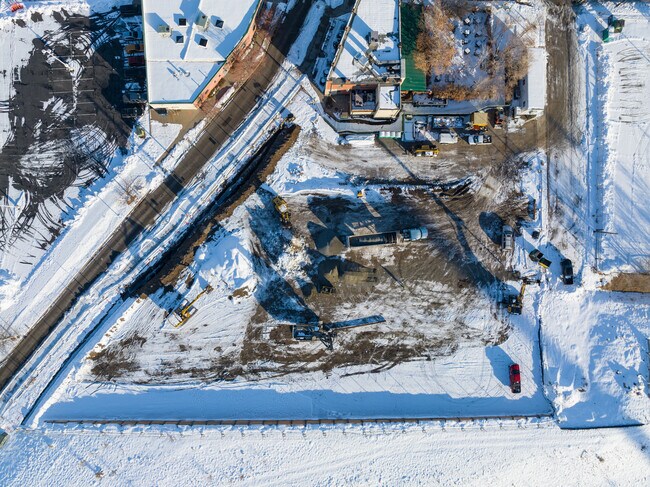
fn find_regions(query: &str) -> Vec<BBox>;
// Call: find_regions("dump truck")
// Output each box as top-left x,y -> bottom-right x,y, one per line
346,227 -> 428,248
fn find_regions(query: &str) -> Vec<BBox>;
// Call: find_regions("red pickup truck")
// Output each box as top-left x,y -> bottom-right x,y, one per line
509,364 -> 521,394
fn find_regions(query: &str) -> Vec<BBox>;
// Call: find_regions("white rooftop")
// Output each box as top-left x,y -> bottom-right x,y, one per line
329,0 -> 400,83
522,47 -> 547,111
142,0 -> 259,106
377,85 -> 399,110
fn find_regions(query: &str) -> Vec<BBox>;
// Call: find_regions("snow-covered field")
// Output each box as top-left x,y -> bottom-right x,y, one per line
1,421 -> 649,486
576,2 -> 650,273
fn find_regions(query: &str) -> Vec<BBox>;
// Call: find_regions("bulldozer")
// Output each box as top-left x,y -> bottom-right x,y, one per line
505,283 -> 526,315
272,195 -> 291,226
174,284 -> 213,328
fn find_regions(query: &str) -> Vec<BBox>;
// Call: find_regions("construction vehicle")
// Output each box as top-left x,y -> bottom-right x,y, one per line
413,144 -> 439,157
529,249 -> 551,269
505,283 -> 526,315
272,196 -> 291,226
290,315 -> 386,350
346,227 -> 428,248
174,285 -> 213,328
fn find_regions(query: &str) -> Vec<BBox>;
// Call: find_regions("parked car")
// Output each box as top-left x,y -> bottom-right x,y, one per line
501,225 -> 514,250
467,134 -> 493,145
509,363 -> 521,393
561,258 -> 574,285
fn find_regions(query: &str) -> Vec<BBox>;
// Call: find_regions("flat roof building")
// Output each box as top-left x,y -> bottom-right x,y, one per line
515,47 -> 547,117
142,0 -> 260,109
325,0 -> 402,120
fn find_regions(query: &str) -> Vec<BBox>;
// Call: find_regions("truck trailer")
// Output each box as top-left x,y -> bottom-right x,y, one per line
346,227 -> 428,248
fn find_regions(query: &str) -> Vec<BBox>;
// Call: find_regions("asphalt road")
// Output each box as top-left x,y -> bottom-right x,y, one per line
0,0 -> 313,394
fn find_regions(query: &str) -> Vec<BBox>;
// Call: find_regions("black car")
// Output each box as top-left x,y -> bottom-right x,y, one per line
561,259 -> 574,285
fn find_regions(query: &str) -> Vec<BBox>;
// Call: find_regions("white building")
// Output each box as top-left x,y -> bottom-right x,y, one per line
515,47 -> 547,117
325,0 -> 402,120
142,0 -> 260,109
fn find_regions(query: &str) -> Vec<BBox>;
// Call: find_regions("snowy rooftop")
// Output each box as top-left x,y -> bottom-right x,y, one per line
523,47 -> 547,111
377,85 -> 399,110
142,0 -> 259,106
329,0 -> 401,83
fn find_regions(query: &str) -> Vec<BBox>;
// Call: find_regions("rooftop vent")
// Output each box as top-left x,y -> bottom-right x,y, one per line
214,18 -> 224,29
175,34 -> 184,44
197,36 -> 208,47
157,24 -> 171,37
196,12 -> 209,30
178,17 -> 187,26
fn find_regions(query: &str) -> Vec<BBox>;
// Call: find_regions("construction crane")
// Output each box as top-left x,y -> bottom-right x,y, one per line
272,195 -> 291,226
173,285 -> 213,328
506,283 -> 526,315
290,315 -> 386,350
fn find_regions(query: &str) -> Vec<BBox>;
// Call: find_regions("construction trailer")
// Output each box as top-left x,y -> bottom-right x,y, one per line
470,111 -> 489,130
346,227 -> 428,248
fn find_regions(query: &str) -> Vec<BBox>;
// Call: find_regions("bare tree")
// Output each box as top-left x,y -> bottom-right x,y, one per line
413,2 -> 456,76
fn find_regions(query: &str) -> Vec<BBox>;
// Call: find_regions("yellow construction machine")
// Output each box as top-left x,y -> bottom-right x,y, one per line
272,196 -> 291,226
174,285 -> 213,328
506,283 -> 526,315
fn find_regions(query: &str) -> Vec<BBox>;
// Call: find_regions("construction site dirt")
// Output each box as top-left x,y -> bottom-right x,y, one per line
85,119 -> 541,384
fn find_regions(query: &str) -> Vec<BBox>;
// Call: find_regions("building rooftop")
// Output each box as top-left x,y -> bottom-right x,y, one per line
329,0 -> 401,84
522,47 -> 547,111
377,85 -> 399,111
142,0 -> 259,106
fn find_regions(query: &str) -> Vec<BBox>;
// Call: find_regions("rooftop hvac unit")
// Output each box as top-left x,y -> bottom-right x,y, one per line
157,24 -> 171,37
196,12 -> 209,30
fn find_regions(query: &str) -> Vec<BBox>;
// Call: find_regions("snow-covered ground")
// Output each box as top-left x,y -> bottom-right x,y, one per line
575,2 -> 650,273
1,421 -> 649,486
0,2 -> 184,361
0,4 -> 648,485
0,59 -> 307,429
26,89 -> 553,425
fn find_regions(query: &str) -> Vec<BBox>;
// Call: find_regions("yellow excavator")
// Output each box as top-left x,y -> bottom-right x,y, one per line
506,283 -> 526,315
272,196 -> 291,226
174,285 -> 213,328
